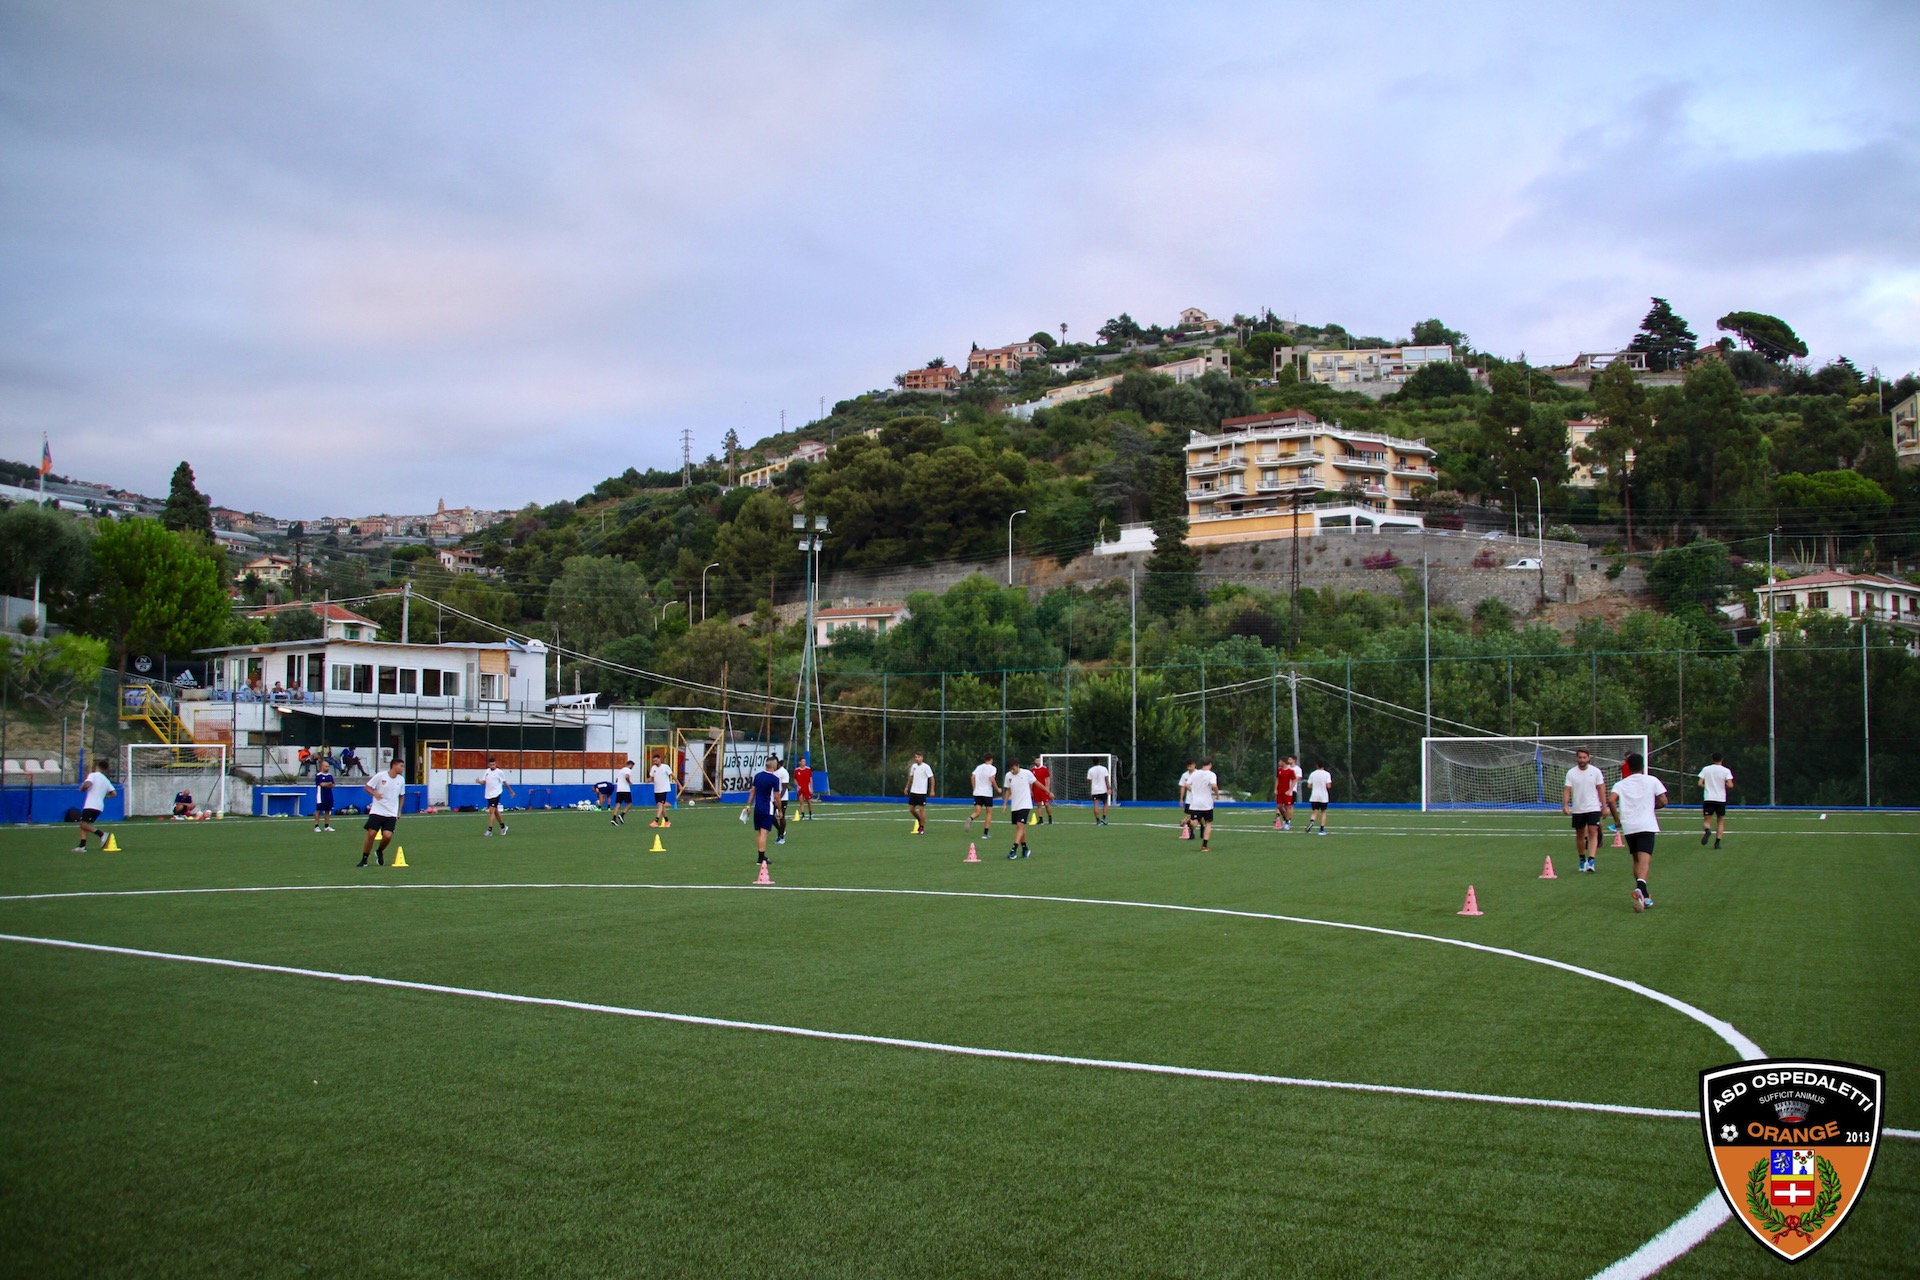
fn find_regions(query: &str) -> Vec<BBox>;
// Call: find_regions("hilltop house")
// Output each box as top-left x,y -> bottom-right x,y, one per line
236,555 -> 295,587
902,363 -> 963,393
1893,392 -> 1919,469
1181,409 -> 1432,544
1754,571 -> 1920,638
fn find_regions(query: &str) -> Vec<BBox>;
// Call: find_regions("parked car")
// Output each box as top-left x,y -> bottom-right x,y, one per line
1505,558 -> 1543,570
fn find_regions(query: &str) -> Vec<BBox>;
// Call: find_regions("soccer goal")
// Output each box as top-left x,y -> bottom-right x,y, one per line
1421,735 -> 1647,811
124,743 -> 230,818
1037,753 -> 1120,804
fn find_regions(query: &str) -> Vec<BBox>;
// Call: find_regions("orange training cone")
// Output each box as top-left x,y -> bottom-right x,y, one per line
1179,823 -> 1191,840
1273,815 -> 1284,830
1612,828 -> 1626,849
965,842 -> 979,863
1458,885 -> 1483,916
1540,856 -> 1557,879
755,861 -> 773,885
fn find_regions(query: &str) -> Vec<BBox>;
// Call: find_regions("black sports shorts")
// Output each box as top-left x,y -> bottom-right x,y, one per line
1571,810 -> 1602,829
1625,831 -> 1656,855
363,815 -> 397,833
1702,801 -> 1727,817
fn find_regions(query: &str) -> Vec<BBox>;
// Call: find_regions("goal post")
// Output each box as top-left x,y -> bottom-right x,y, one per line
1421,735 -> 1648,811
1036,753 -> 1120,804
124,743 -> 230,817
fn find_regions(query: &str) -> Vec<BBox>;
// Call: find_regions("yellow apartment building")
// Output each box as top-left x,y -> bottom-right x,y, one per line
1183,409 -> 1435,543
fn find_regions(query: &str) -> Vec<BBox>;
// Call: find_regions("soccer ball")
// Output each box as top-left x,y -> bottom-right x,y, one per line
1820,813 -> 1828,820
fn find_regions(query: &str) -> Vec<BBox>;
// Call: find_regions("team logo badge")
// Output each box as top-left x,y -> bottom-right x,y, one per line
1701,1059 -> 1883,1262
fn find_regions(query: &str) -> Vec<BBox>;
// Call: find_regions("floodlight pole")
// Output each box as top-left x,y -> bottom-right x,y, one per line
1289,667 -> 1300,761
1533,476 -> 1545,604
701,562 -> 720,621
1008,509 -> 1028,586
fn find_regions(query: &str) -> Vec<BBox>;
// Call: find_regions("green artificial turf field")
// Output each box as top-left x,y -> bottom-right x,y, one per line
1,802 -> 1914,1278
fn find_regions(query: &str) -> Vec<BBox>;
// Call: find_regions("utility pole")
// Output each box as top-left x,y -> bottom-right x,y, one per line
400,582 -> 411,644
1767,529 -> 1776,807
680,429 -> 692,488
1129,569 -> 1138,803
1422,545 -> 1433,739
1289,668 -> 1300,760
1533,476 -> 1546,604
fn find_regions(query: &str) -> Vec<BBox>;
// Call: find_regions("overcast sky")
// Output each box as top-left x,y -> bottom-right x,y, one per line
2,1 -> 1915,518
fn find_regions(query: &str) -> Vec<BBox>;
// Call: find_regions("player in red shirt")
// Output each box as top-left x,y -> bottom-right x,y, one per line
1275,755 -> 1300,831
1031,761 -> 1054,825
793,756 -> 815,820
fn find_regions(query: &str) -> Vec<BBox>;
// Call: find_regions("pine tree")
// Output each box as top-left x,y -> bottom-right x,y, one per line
160,461 -> 213,537
722,429 -> 740,486
1626,298 -> 1698,372
1142,456 -> 1202,617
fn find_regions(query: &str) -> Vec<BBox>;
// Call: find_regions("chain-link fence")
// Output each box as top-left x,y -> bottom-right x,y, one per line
736,636 -> 1919,808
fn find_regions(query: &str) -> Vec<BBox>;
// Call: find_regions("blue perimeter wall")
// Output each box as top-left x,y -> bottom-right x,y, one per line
0,787 -> 127,824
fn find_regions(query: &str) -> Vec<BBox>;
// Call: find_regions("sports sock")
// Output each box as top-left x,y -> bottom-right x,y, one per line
1635,878 -> 1648,893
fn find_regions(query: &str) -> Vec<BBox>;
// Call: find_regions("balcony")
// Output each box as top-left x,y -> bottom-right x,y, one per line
1333,452 -> 1390,472
1256,476 -> 1322,494
1186,484 -> 1247,502
1186,454 -> 1247,477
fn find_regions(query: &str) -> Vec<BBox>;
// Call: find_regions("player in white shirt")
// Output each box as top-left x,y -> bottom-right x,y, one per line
1176,760 -> 1196,840
1606,752 -> 1668,912
74,765 -> 117,853
1697,752 -> 1734,849
649,757 -> 677,829
1560,748 -> 1606,872
1002,757 -> 1038,858
771,760 -> 791,845
967,753 -> 1000,836
477,757 -> 513,836
611,760 -> 636,827
1086,760 -> 1111,825
358,759 -> 407,867
1185,758 -> 1220,851
905,752 -> 934,835
1306,764 -> 1334,833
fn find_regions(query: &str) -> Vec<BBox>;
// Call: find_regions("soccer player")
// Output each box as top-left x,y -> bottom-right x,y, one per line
1306,763 -> 1333,834
313,760 -> 336,832
1003,756 -> 1037,858
1561,747 -> 1605,872
967,753 -> 999,835
793,755 -> 815,820
1606,752 -> 1667,912
1697,752 -> 1734,849
592,778 -> 615,810
172,788 -> 195,819
750,755 -> 781,872
1177,760 -> 1196,839
1275,756 -> 1300,831
338,744 -> 367,777
74,764 -> 116,853
611,759 -> 635,826
1087,758 -> 1111,825
1187,757 -> 1219,851
1031,758 -> 1054,825
772,756 -> 790,846
358,759 -> 406,867
648,755 -> 676,828
905,751 -> 934,835
478,756 -> 513,835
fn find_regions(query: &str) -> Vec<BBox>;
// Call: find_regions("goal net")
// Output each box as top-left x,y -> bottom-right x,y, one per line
124,743 -> 230,817
1421,735 -> 1647,811
1036,753 -> 1120,804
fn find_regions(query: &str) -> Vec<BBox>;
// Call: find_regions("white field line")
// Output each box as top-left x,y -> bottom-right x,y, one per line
806,812 -> 1916,838
0,929 -> 1698,1123
4,882 -> 1914,1276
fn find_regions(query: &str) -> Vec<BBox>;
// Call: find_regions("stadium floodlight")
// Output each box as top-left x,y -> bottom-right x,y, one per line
1036,753 -> 1119,804
1420,735 -> 1648,811
123,742 -> 229,817
791,514 -> 805,530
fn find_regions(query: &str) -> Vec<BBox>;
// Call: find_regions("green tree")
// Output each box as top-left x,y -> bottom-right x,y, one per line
1026,331 -> 1056,350
886,575 -> 1059,674
0,502 -> 91,608
1243,331 -> 1294,374
72,517 -> 229,673
266,606 -> 324,642
1583,360 -> 1653,545
715,490 -> 799,602
1773,470 -> 1892,541
1715,311 -> 1807,362
1410,318 -> 1468,349
1396,361 -> 1475,401
160,461 -> 213,537
0,633 -> 107,712
546,555 -> 654,652
1142,457 -> 1202,618
1769,399 -> 1862,475
1640,361 -> 1765,527
1626,297 -> 1698,373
